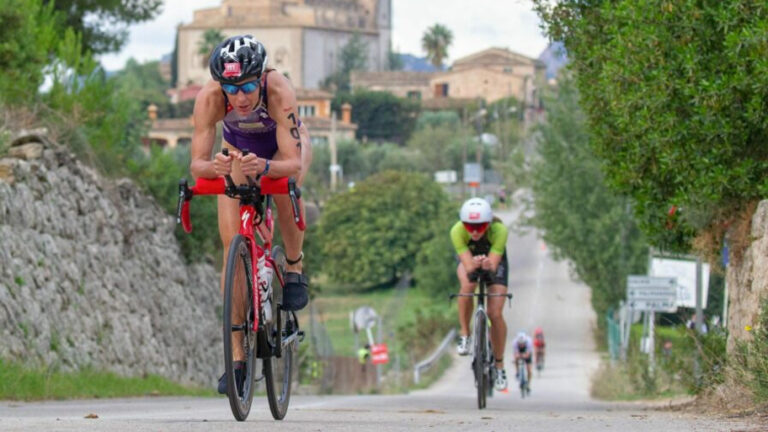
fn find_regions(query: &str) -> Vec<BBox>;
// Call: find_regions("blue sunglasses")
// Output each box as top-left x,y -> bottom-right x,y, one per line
221,80 -> 260,95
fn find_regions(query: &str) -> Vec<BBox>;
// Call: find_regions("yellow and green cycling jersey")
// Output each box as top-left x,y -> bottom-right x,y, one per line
450,220 -> 508,256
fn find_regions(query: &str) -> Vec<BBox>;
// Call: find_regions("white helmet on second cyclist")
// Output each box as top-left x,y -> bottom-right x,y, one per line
460,198 -> 492,234
460,198 -> 492,224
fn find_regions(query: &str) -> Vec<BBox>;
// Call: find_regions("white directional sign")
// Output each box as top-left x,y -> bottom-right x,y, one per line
627,276 -> 678,312
650,258 -> 710,308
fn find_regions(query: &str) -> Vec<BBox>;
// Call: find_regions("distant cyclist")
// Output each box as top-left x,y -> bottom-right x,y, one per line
514,331 -> 533,394
451,198 -> 510,391
533,327 -> 545,370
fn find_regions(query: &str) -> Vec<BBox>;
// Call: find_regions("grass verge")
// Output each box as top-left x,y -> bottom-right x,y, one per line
0,359 -> 215,401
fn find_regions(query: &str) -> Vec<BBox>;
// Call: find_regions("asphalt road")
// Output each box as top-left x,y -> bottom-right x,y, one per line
0,209 -> 760,431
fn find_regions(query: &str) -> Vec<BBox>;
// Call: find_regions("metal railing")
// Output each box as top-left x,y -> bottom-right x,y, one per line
413,328 -> 457,384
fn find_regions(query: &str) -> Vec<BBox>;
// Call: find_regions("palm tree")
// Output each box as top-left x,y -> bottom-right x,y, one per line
198,29 -> 225,67
421,24 -> 453,69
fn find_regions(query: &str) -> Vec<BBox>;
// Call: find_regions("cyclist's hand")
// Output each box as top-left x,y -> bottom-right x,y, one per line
239,152 -> 263,177
213,151 -> 233,176
473,255 -> 485,265
481,257 -> 492,270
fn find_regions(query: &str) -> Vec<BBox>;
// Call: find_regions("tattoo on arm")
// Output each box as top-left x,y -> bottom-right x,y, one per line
287,112 -> 301,142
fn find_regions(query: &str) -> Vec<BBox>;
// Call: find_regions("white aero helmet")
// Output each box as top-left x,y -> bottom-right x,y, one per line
459,198 -> 492,224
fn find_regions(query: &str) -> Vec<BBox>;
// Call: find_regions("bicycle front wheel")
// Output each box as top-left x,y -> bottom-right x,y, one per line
223,234 -> 257,421
264,246 -> 297,420
473,308 -> 488,409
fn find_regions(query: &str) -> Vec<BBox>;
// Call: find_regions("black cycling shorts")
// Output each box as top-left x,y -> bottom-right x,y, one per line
467,257 -> 509,287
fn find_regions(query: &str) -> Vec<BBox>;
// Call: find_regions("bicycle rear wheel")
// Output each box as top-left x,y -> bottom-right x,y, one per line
223,234 -> 257,421
473,308 -> 488,409
263,246 -> 297,420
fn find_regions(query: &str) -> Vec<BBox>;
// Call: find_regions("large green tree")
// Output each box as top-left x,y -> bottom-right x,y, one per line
0,0 -> 58,101
528,78 -> 648,318
43,0 -> 161,55
317,171 -> 452,286
533,0 -> 768,253
407,117 -> 471,174
111,58 -> 170,113
421,24 -> 453,68
333,90 -> 420,144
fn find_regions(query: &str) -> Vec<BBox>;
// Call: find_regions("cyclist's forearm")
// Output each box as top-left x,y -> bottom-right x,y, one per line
459,252 -> 478,273
190,159 -> 219,180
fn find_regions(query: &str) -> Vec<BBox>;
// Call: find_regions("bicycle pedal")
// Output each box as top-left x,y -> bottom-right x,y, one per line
298,330 -> 305,342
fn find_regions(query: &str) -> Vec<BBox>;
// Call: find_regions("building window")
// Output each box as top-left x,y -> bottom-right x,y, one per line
407,91 -> 421,100
298,105 -> 316,117
311,136 -> 328,147
503,67 -> 513,73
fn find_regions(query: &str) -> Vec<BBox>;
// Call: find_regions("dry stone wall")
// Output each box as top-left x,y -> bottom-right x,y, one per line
0,132 -> 221,386
726,200 -> 768,351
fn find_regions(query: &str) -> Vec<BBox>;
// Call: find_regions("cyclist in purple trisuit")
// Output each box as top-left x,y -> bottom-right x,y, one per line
188,35 -> 313,393
451,198 -> 510,391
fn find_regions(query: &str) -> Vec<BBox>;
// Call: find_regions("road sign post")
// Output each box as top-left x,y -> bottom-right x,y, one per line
627,276 -> 677,375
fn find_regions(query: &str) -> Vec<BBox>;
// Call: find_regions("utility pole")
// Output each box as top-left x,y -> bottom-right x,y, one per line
330,111 -> 338,192
694,257 -> 703,385
461,108 -> 468,199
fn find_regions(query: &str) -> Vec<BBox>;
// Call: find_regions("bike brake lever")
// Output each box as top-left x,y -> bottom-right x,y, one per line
175,178 -> 190,223
221,148 -> 236,190
287,177 -> 305,230
239,149 -> 259,187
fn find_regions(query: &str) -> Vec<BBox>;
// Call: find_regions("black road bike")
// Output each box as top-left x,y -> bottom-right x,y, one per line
451,271 -> 512,409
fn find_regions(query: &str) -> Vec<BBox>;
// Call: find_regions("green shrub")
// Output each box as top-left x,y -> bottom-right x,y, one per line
395,305 -> 454,363
657,325 -> 727,393
317,171 -> 452,287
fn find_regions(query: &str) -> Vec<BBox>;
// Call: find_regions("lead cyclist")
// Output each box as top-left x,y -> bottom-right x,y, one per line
451,198 -> 510,391
188,34 -> 313,393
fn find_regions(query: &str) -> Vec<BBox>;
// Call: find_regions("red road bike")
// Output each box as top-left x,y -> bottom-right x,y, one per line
176,149 -> 305,421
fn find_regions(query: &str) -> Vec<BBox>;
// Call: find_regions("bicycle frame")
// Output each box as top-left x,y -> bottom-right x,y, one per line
177,173 -> 305,334
450,273 -> 513,336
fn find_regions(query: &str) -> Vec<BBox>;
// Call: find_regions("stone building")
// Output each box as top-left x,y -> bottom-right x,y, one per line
175,0 -> 392,90
351,47 -> 546,106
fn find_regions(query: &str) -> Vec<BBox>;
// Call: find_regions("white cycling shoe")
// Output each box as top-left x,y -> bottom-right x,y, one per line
457,336 -> 470,356
495,368 -> 508,391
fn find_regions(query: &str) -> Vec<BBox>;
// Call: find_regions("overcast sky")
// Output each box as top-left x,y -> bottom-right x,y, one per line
99,0 -> 550,71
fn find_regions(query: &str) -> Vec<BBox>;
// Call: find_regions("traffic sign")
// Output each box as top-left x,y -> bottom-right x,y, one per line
650,258 -> 710,308
627,276 -> 677,312
370,343 -> 389,365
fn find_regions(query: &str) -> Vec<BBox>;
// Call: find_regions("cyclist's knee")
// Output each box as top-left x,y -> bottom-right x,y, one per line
487,309 -> 504,323
458,281 -> 476,293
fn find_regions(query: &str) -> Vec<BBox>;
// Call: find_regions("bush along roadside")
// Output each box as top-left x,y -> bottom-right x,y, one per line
592,323 -> 727,400
732,299 -> 768,403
